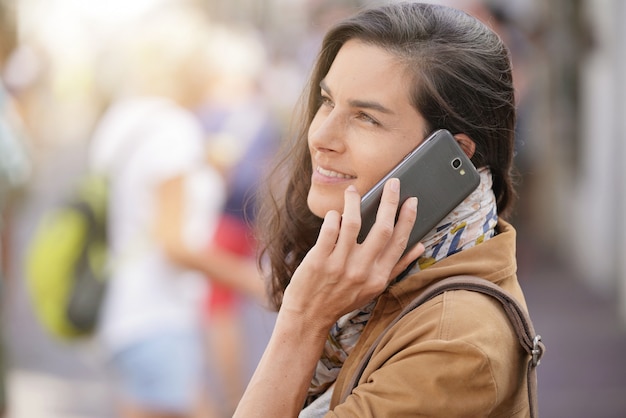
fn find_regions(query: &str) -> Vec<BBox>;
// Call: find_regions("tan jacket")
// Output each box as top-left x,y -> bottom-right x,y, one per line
328,220 -> 531,417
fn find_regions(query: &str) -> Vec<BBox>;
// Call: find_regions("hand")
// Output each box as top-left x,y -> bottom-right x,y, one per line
281,178 -> 424,333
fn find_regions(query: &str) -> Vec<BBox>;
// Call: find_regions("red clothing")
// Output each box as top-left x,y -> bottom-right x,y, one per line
204,214 -> 255,315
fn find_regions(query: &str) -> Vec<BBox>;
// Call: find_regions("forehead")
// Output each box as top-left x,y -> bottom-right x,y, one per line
323,39 -> 412,103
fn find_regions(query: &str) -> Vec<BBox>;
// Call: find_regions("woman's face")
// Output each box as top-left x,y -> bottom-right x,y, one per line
307,39 -> 428,218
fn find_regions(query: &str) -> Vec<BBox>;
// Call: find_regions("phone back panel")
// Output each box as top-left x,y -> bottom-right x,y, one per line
358,129 -> 480,250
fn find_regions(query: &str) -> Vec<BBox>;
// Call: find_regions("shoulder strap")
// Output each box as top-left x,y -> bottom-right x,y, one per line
338,275 -> 545,418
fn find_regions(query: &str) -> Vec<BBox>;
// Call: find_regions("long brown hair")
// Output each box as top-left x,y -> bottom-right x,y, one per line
257,2 -> 517,310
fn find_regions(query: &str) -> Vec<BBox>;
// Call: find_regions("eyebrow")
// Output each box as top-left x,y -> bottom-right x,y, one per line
320,79 -> 395,115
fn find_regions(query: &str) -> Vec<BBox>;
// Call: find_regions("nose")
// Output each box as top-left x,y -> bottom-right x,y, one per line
308,108 -> 346,154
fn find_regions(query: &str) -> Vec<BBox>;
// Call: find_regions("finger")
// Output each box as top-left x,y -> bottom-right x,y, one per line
378,196 -> 418,268
361,178 -> 401,255
335,185 -> 362,250
312,209 -> 342,256
389,241 -> 425,279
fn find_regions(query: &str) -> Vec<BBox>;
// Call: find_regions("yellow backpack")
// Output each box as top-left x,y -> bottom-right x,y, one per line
25,174 -> 109,340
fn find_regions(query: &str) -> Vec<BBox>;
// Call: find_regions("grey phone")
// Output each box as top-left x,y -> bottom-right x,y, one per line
358,129 -> 480,252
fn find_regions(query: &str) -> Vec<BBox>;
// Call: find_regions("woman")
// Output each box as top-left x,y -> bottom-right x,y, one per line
236,2 -> 533,417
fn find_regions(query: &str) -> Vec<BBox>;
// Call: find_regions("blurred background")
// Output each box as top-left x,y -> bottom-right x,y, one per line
1,0 -> 625,417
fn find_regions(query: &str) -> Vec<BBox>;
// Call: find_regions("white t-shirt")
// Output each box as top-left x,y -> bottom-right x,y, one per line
89,96 -> 225,352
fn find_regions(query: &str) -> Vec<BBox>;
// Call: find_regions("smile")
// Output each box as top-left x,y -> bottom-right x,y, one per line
316,166 -> 356,179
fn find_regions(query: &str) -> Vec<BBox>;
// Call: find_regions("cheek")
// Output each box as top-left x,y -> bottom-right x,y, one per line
356,134 -> 425,193
353,153 -> 402,195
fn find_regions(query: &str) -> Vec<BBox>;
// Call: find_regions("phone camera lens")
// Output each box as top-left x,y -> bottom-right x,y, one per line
451,158 -> 462,169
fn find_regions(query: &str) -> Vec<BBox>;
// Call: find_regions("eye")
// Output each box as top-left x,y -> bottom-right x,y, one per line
357,111 -> 380,126
319,94 -> 334,109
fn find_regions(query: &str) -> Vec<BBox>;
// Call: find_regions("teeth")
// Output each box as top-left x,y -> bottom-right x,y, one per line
317,166 -> 355,179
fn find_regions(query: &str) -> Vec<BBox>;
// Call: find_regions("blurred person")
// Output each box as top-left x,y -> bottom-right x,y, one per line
1,43 -> 46,123
194,25 -> 280,417
234,2 -> 539,417
1,59 -> 32,285
0,75 -> 32,418
89,8 -> 264,418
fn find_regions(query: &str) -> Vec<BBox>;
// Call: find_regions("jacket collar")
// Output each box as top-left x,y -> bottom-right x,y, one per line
386,219 -> 517,309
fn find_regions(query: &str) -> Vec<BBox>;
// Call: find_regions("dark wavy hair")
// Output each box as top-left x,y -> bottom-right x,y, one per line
257,2 -> 517,310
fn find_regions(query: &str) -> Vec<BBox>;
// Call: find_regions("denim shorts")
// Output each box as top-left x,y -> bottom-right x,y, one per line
111,331 -> 203,413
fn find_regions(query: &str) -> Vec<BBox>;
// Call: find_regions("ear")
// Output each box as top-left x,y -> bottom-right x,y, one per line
453,133 -> 476,159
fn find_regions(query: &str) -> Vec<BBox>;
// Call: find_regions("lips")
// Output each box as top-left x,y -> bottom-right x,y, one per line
316,166 -> 356,179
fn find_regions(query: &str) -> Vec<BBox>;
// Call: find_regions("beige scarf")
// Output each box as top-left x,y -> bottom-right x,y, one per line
304,167 -> 498,406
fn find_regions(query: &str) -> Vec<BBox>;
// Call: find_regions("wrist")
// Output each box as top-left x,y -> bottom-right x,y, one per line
276,305 -> 333,342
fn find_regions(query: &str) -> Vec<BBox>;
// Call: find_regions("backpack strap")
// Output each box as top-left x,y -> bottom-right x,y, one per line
338,275 -> 545,418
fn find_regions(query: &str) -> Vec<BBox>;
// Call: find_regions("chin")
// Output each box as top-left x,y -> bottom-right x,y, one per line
307,200 -> 325,219
307,193 -> 337,219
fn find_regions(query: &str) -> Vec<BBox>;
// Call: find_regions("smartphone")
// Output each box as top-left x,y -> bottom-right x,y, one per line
358,129 -> 480,252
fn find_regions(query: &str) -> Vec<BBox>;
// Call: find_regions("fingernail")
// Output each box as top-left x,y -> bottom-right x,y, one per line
389,178 -> 400,192
346,185 -> 357,193
409,197 -> 417,210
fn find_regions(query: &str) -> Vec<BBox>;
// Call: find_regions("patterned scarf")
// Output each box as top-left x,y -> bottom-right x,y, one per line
304,167 -> 498,406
